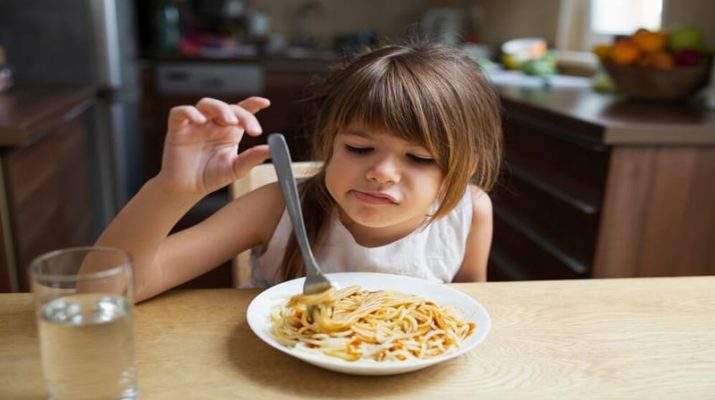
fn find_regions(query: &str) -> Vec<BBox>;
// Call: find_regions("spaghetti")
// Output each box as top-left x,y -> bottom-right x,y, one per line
269,285 -> 476,362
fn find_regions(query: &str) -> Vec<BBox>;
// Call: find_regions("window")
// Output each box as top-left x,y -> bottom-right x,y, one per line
589,0 -> 663,48
591,0 -> 662,35
557,0 -> 664,51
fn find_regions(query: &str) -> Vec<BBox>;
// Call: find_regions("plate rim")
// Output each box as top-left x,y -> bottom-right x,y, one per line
246,272 -> 491,375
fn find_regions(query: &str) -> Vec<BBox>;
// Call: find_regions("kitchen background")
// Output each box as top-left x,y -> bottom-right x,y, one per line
239,0 -> 714,53
0,0 -> 713,291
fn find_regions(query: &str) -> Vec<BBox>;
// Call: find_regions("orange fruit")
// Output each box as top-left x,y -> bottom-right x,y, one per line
609,40 -> 642,65
632,29 -> 667,53
638,51 -> 674,69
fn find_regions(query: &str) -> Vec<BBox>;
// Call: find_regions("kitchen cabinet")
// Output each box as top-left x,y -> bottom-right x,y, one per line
0,88 -> 97,292
490,83 -> 715,280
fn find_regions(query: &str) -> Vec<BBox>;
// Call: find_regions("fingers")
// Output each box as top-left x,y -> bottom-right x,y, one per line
168,106 -> 207,129
237,97 -> 271,114
232,145 -> 271,178
196,97 -> 265,135
229,105 -> 263,136
196,97 -> 239,126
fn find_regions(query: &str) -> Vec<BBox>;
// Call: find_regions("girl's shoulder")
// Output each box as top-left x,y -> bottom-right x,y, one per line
468,184 -> 493,223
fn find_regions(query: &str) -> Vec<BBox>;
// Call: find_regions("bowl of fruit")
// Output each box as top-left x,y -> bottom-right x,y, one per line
595,26 -> 712,101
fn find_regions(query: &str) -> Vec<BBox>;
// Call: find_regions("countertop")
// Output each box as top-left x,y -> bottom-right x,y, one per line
2,276 -> 714,399
152,51 -> 336,73
490,70 -> 715,145
0,87 -> 95,146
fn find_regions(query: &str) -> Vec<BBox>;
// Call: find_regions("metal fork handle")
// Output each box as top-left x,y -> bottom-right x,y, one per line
267,134 -> 322,278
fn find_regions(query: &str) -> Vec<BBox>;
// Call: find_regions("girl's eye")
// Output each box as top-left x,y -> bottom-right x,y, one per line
345,144 -> 372,154
407,154 -> 435,164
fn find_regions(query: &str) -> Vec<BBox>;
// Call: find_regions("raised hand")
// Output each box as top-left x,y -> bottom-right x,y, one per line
156,97 -> 272,196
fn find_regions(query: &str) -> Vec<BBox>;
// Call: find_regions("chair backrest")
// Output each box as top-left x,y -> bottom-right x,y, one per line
228,161 -> 323,287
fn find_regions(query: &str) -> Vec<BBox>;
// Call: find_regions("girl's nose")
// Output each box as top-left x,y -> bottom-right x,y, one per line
366,155 -> 400,184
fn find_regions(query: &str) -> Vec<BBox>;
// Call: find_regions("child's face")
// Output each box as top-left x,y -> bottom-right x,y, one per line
325,121 -> 444,238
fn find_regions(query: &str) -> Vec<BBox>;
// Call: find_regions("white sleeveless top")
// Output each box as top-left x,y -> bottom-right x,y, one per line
250,189 -> 473,288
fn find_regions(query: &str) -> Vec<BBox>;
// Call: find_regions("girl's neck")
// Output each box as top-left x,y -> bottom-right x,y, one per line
336,209 -> 427,248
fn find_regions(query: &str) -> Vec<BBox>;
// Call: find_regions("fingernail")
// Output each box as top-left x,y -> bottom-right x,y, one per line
250,122 -> 262,132
226,114 -> 238,124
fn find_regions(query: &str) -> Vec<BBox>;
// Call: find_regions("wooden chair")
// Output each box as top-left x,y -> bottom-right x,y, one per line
228,161 -> 323,287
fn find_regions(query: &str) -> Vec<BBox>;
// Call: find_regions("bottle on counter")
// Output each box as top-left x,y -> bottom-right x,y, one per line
155,0 -> 182,55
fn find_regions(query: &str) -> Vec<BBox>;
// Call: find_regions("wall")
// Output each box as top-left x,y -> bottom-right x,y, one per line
476,0 -> 560,47
250,0 -> 714,52
248,0 -> 561,49
663,0 -> 715,47
250,0 -> 443,47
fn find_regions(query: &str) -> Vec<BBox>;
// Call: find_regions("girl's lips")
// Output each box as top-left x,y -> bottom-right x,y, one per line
351,190 -> 397,205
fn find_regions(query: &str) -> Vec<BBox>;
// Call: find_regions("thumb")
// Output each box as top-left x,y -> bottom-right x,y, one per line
232,145 -> 271,179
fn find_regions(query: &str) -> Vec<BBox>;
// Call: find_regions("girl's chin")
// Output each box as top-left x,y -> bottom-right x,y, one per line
338,208 -> 393,229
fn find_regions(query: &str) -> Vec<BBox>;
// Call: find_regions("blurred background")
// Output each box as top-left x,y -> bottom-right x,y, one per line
0,0 -> 713,292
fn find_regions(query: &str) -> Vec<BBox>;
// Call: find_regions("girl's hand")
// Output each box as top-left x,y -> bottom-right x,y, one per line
157,97 -> 272,196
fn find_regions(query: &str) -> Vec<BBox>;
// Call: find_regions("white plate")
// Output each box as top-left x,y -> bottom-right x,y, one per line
246,272 -> 491,375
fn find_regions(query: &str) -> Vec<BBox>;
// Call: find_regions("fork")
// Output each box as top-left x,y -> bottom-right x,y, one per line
267,134 -> 332,311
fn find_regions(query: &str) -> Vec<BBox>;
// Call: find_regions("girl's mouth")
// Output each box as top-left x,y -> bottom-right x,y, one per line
351,190 -> 397,205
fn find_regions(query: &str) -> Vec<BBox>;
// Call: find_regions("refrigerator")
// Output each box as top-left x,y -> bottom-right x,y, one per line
0,0 -> 143,234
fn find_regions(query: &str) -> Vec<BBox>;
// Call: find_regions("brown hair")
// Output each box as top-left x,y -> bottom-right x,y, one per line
279,42 -> 502,281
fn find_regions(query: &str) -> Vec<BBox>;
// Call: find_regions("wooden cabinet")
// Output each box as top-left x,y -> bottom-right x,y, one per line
0,88 -> 96,291
490,87 -> 715,280
491,111 -> 609,280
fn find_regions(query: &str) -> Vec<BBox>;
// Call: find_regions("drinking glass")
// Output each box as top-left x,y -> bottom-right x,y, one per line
29,246 -> 137,400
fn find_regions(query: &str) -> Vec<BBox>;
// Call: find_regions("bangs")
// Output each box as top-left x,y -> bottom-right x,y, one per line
324,54 -> 450,162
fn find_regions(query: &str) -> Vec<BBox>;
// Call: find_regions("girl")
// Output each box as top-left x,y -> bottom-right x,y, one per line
95,42 -> 502,302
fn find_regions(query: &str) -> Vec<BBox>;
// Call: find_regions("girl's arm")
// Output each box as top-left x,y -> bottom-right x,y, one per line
95,97 -> 273,302
453,186 -> 493,282
99,181 -> 284,302
94,177 -> 200,302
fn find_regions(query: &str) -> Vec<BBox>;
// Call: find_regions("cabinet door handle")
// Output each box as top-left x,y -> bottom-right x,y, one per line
508,164 -> 598,215
494,207 -> 589,275
506,110 -> 607,152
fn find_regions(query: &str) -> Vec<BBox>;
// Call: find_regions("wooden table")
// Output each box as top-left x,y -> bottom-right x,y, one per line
2,277 -> 714,399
